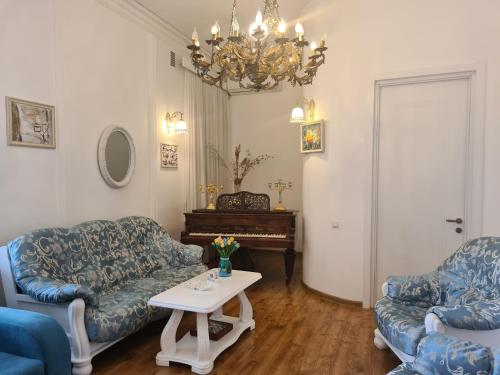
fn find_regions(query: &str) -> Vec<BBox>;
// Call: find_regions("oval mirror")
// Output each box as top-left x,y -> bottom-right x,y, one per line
98,126 -> 135,188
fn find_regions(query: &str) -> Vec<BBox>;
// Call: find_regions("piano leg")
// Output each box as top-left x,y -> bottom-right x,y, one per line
284,248 -> 296,285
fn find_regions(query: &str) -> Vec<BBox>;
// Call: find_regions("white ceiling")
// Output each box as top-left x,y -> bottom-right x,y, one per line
136,0 -> 311,46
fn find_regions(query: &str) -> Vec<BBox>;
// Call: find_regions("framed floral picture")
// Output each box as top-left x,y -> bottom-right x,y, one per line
160,143 -> 178,168
5,97 -> 56,148
300,120 -> 324,153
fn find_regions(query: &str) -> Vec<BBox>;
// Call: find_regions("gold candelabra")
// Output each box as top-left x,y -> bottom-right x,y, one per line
199,183 -> 224,210
268,179 -> 292,211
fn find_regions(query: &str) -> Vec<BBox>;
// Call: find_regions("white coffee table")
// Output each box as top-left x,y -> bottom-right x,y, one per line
148,269 -> 262,374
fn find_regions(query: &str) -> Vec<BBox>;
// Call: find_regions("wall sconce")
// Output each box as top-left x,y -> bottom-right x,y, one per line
289,97 -> 316,124
163,111 -> 188,134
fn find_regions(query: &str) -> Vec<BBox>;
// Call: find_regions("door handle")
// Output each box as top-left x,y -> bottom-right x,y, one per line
446,218 -> 463,224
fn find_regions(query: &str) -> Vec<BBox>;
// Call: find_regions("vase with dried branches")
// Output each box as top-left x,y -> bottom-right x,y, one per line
209,144 -> 274,192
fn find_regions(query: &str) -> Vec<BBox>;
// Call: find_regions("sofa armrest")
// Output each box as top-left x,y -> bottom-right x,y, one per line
411,332 -> 493,374
386,271 -> 440,306
170,239 -> 204,267
17,276 -> 99,307
428,299 -> 500,330
493,347 -> 500,375
0,307 -> 72,375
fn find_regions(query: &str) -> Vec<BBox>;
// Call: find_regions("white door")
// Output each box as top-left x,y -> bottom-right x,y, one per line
374,76 -> 471,300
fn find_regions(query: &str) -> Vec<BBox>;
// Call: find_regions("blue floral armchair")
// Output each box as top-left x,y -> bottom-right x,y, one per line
388,333 -> 500,375
374,237 -> 500,362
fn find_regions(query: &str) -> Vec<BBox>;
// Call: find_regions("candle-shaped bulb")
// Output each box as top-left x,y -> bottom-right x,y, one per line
231,17 -> 240,35
320,33 -> 327,47
295,21 -> 304,37
191,28 -> 199,43
256,9 -> 263,26
211,21 -> 220,36
278,19 -> 287,34
310,41 -> 317,51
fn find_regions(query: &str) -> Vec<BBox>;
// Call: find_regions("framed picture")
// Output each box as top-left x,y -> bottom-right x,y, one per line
5,97 -> 56,148
160,143 -> 178,168
300,120 -> 324,153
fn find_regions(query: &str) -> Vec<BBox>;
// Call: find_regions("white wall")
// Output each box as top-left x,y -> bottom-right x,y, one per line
0,0 -> 191,245
230,85 -> 304,251
301,0 -> 500,303
0,0 -> 193,303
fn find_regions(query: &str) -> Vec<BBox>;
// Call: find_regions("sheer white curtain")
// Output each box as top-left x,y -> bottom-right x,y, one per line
184,70 -> 230,211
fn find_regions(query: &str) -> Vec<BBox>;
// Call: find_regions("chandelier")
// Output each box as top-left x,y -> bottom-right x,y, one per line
187,0 -> 327,92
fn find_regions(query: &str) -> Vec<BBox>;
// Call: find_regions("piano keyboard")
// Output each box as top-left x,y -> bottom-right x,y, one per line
188,232 -> 287,239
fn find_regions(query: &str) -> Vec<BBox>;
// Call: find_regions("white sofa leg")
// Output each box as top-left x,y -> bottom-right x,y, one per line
69,299 -> 93,375
374,329 -> 388,350
72,360 -> 92,375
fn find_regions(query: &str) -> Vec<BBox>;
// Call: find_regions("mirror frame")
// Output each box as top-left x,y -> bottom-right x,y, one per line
98,125 -> 136,188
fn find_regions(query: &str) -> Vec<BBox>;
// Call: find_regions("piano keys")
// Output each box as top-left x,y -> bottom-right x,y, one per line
181,209 -> 297,284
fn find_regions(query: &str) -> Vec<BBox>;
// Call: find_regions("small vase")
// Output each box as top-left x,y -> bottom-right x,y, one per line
218,257 -> 232,277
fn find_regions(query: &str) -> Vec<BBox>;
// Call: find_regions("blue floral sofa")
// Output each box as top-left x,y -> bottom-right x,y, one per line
0,216 -> 207,375
374,237 -> 500,362
389,333 -> 500,375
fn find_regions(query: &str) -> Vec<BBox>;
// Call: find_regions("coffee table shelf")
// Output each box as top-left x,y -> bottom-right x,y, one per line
149,270 -> 262,374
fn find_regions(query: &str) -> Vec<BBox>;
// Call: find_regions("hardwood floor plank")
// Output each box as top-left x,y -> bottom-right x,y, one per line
92,251 -> 400,375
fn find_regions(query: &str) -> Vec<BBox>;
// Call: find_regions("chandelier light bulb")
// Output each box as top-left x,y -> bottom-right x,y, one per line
256,9 -> 263,26
278,19 -> 287,34
192,28 -> 199,43
310,41 -> 317,51
295,22 -> 304,38
211,21 -> 220,36
231,17 -> 240,35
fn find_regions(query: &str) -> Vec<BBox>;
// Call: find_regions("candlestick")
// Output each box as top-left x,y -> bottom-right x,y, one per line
268,179 -> 293,211
199,183 -> 224,210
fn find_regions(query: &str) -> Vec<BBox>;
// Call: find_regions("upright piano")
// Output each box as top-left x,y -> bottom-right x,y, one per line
181,191 -> 297,284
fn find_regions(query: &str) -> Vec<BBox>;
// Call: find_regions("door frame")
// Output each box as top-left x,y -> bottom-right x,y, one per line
365,63 -> 486,308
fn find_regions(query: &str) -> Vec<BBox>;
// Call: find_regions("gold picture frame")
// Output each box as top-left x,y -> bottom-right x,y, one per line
6,97 -> 56,149
300,120 -> 324,153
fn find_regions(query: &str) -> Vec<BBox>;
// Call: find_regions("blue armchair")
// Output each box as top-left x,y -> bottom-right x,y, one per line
388,333 -> 500,375
0,307 -> 71,375
374,237 -> 500,361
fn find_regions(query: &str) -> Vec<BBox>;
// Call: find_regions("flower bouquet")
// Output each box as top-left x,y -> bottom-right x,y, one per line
212,236 -> 240,277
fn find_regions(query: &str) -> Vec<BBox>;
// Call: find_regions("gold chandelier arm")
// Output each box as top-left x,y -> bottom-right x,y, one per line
185,0 -> 327,92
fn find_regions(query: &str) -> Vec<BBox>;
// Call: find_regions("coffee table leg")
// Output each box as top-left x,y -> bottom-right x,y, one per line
192,312 -> 213,374
211,306 -> 223,319
238,291 -> 255,330
156,309 -> 184,366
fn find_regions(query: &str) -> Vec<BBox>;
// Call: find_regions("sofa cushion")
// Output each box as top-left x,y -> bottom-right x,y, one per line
117,216 -> 169,271
439,237 -> 500,303
8,227 -> 103,294
0,352 -> 44,375
375,296 -> 428,356
85,264 -> 208,342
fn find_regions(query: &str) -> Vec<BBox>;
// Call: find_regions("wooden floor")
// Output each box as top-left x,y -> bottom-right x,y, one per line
93,251 -> 400,375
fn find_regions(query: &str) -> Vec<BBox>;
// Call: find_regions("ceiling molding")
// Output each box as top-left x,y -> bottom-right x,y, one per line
96,0 -> 194,50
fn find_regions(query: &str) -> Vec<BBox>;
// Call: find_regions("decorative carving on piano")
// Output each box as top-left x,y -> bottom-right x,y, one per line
216,191 -> 270,211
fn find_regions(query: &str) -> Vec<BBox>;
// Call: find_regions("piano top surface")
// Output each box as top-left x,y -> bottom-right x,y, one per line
188,209 -> 297,215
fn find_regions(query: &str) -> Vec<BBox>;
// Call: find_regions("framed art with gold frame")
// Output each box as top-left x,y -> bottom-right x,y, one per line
300,120 -> 324,153
6,97 -> 56,148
